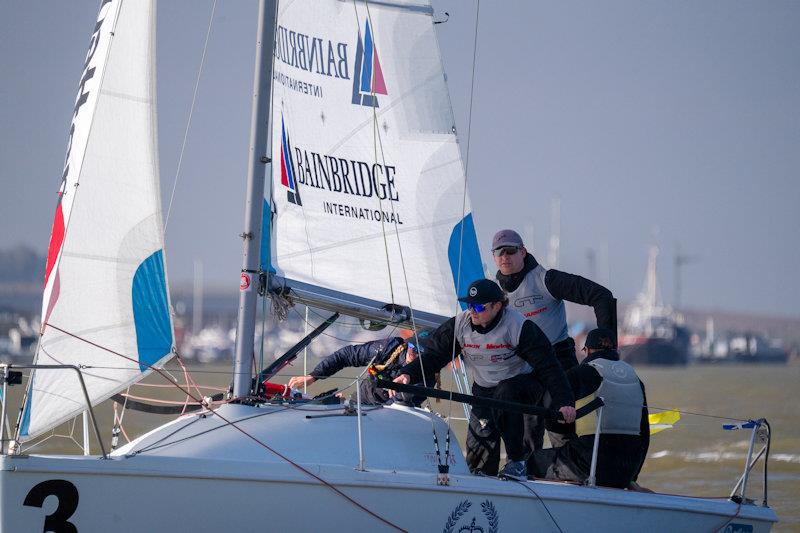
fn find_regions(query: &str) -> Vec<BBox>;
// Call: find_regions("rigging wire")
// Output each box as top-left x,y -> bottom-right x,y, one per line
356,1 -> 454,478
440,0 -> 483,446
462,0 -> 481,177
351,0 -> 396,306
357,0 -> 430,387
164,0 -> 218,231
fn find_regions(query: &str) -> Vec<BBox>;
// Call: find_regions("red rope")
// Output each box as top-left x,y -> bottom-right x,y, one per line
42,323 -> 407,532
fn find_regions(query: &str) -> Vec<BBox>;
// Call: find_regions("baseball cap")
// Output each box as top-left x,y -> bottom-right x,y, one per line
458,279 -> 505,305
584,328 -> 616,350
491,229 -> 524,250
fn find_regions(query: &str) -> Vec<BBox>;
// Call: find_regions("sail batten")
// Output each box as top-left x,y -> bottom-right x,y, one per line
269,0 -> 483,323
21,0 -> 172,441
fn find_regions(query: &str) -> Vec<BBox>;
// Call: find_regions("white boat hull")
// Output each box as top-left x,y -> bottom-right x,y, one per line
0,404 -> 777,532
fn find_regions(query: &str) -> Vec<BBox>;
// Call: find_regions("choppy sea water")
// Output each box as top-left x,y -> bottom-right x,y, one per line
633,364 -> 799,531
6,363 -> 799,530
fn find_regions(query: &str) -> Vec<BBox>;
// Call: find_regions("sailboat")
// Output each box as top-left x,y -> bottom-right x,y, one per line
0,1 -> 777,531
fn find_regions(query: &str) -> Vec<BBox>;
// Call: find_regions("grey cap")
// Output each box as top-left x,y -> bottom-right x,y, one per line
491,229 -> 524,250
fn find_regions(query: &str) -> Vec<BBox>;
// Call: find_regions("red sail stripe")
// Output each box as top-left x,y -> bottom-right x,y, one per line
44,203 -> 65,287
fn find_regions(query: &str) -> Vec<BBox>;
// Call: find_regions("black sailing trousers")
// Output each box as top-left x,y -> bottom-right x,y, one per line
525,338 -> 578,453
465,373 -> 545,475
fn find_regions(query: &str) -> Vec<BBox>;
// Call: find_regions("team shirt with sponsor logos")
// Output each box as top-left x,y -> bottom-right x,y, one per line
454,308 -> 532,387
500,264 -> 569,344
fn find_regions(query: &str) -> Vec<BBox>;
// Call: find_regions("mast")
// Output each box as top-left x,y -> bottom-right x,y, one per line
547,196 -> 561,269
233,0 -> 277,398
644,245 -> 660,311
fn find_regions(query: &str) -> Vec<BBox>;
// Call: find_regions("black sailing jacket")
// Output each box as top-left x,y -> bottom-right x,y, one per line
496,254 -> 617,340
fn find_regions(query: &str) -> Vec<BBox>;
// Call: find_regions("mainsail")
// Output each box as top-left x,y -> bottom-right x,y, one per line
269,0 -> 483,325
20,0 -> 173,441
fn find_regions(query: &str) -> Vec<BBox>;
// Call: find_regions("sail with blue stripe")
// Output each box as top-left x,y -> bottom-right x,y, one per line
270,0 -> 484,324
20,0 -> 174,441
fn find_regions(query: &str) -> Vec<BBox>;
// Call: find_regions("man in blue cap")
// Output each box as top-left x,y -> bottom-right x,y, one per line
392,278 -> 576,479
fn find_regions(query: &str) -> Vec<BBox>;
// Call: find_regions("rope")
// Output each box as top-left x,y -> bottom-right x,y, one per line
110,386 -> 130,449
164,0 -> 218,230
511,479 -> 564,533
271,284 -> 292,322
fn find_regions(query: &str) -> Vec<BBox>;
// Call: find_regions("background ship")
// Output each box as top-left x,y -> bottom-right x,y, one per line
693,317 -> 788,363
619,246 -> 690,366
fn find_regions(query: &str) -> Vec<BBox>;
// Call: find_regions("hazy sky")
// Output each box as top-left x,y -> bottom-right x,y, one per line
1,1 -> 798,317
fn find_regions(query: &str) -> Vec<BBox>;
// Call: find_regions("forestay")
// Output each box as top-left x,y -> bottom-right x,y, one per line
20,0 -> 173,441
269,0 -> 483,321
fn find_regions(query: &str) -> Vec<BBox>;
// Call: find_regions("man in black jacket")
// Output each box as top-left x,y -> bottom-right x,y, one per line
288,335 -> 425,406
527,328 -> 650,489
491,229 -> 617,371
392,279 -> 576,479
491,228 -> 617,452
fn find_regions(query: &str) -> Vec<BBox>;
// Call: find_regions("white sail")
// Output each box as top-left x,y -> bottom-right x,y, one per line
20,0 -> 173,441
269,0 -> 483,321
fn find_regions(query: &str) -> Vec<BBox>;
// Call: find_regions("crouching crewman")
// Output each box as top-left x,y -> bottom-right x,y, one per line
527,328 -> 650,488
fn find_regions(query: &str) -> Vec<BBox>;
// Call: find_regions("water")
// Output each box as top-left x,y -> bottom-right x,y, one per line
635,365 -> 800,531
4,363 -> 798,530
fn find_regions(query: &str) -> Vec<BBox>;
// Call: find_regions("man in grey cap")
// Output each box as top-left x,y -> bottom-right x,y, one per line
491,228 -> 617,371
391,278 -> 575,479
491,228 -> 617,451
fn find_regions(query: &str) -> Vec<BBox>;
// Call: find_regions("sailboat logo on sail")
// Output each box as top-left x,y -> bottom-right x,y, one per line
351,19 -> 387,107
279,115 -> 302,206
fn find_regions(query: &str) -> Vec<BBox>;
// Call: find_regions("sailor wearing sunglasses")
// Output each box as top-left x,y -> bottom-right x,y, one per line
491,229 -> 617,372
392,279 -> 576,479
491,229 -> 617,456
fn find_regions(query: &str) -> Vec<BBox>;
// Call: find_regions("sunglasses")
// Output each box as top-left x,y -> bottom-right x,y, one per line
492,246 -> 520,257
407,342 -> 416,351
468,303 -> 488,313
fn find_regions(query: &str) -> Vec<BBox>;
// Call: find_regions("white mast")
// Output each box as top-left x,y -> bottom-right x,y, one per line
547,196 -> 561,269
232,0 -> 277,398
523,222 -> 535,254
643,245 -> 661,311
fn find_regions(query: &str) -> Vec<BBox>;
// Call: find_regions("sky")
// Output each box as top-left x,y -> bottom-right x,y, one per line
0,1 -> 798,318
